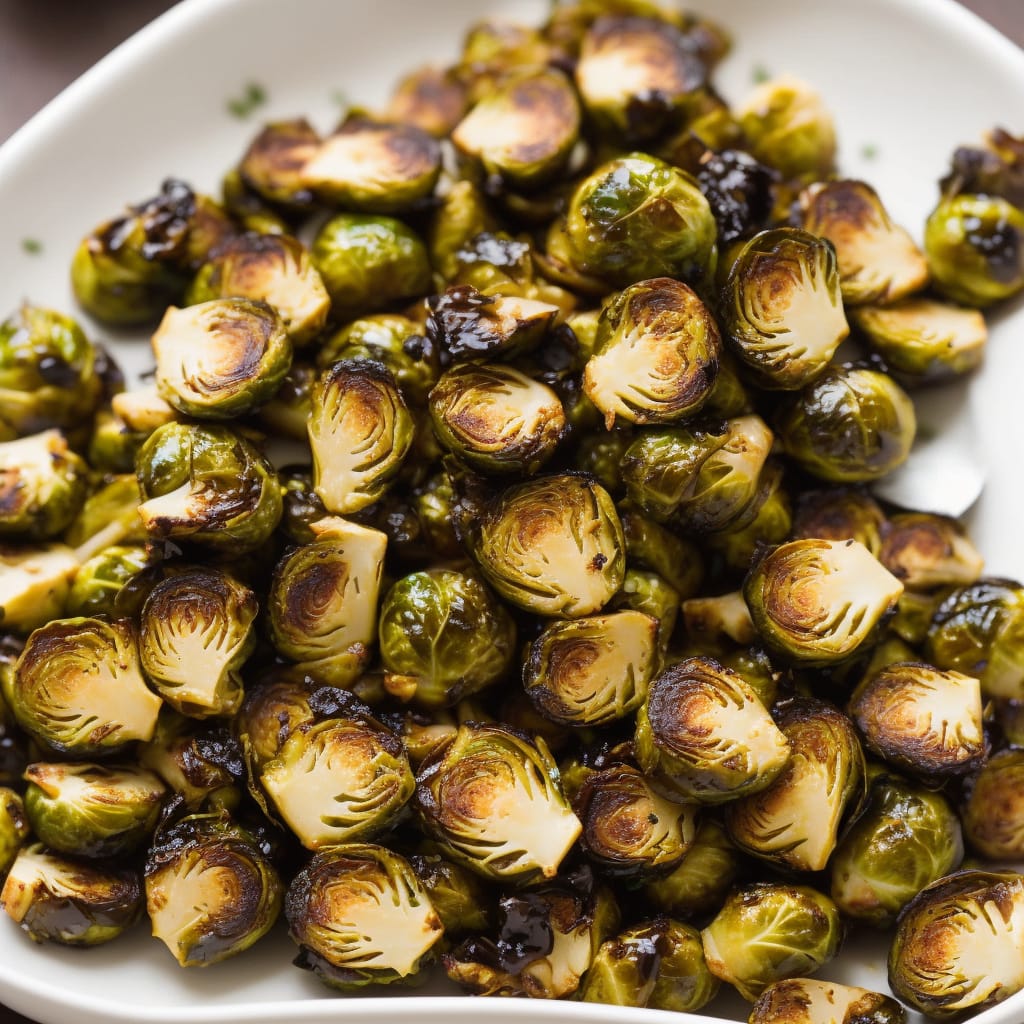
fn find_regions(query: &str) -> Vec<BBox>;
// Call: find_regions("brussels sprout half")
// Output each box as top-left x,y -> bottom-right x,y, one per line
879,512 -> 984,591
0,430 -> 87,541
0,543 -> 78,634
964,750 -> 1024,860
791,487 -> 887,555
387,65 -> 469,138
237,118 -> 319,208
749,978 -> 907,1024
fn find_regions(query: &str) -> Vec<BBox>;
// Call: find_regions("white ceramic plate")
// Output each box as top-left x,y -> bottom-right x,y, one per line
1,0 -> 1023,1022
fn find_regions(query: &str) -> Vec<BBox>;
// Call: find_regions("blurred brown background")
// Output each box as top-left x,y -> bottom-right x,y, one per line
0,0 -> 1021,1022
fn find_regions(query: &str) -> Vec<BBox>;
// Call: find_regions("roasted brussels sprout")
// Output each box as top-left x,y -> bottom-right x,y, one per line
635,657 -> 790,804
0,788 -> 27,878
830,770 -> 963,927
580,917 -> 719,1012
9,617 -> 161,756
790,487 -> 887,555
408,848 -> 490,937
749,978 -> 907,1024
621,511 -> 704,599
523,610 -> 659,726
726,699 -> 865,872
145,813 -> 282,966
311,213 -> 431,321
185,233 -> 330,345
0,543 -> 78,634
237,118 -> 319,208
65,545 -> 151,618
849,662 -> 985,780
608,569 -> 679,649
23,762 -> 165,859
268,517 -> 386,687
429,363 -> 565,475
0,430 -> 87,540
721,228 -> 848,390
964,750 -> 1024,860
1,845 -> 142,946
287,843 -> 442,990
888,870 -> 1024,1018
745,538 -> 903,665
387,65 -> 468,138
707,463 -> 792,573
135,422 -> 282,552
139,567 -> 257,718
702,882 -> 841,1002
583,277 -> 719,428
925,193 -> 1024,306
308,359 -> 413,516
800,180 -> 929,305
378,569 -> 515,709
414,723 -> 581,884
469,473 -> 625,618
879,512 -> 984,591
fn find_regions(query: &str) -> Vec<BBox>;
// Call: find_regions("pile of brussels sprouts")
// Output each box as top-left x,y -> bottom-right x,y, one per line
2,2 -> 1024,1022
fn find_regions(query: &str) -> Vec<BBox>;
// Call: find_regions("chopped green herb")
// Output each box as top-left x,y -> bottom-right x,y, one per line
862,143 -> 879,160
21,238 -> 43,255
752,64 -> 772,84
227,82 -> 269,120
330,89 -> 350,109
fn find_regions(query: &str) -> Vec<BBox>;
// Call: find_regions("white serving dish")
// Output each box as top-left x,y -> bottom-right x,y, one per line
1,0 -> 1023,1021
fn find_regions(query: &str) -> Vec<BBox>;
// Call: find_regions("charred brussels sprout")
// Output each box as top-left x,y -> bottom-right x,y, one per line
888,870 -> 1024,1018
408,849 -> 490,936
185,233 -> 330,345
0,431 -> 87,540
701,883 -> 842,1002
139,568 -> 257,718
286,843 -> 442,990
722,228 -> 848,390
523,610 -> 659,726
635,657 -> 790,804
580,917 -> 719,1012
555,153 -> 718,289
414,723 -> 581,884
791,487 -> 887,555
309,360 -> 413,516
135,422 -> 282,552
378,570 -> 515,709
801,180 -> 929,305
66,546 -> 151,619
879,512 -> 984,591
237,118 -> 319,208
0,543 -> 78,634
311,213 -> 431,321
830,770 -> 963,927
268,517 -> 386,687
583,277 -> 720,428
387,65 -> 468,138
470,473 -> 625,618
23,762 -> 165,859
749,978 -> 907,1024
849,662 -> 984,780
145,813 -> 282,966
964,750 -> 1024,859
429,363 -> 565,475
1,845 -> 142,946
725,699 -> 865,872
925,193 -> 1024,306
745,539 -> 903,664
10,617 -> 161,756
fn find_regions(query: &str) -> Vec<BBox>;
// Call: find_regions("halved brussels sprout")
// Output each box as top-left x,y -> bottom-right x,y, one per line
635,656 -> 790,804
309,360 -> 414,516
66,546 -> 151,619
387,65 -> 468,138
964,750 -> 1024,860
581,917 -> 719,1012
889,870 -> 1024,1018
745,539 -> 903,664
583,277 -> 720,428
1,844 -> 142,946
0,543 -> 78,634
429,363 -> 565,475
702,882 -> 841,1002
378,569 -> 515,709
10,617 -> 161,756
287,843 -> 442,990
23,762 -> 165,859
311,212 -> 431,321
136,422 -> 282,552
621,511 -> 704,600
749,978 -> 907,1024
879,512 -> 984,591
145,813 -> 282,966
725,699 -> 865,872
791,487 -> 887,555
524,610 -> 659,727
575,763 -> 696,878
736,75 -> 836,180
0,788 -> 27,877
268,517 -> 387,687
0,430 -> 87,540
555,153 -> 718,289
721,228 -> 848,390
139,567 -> 257,718
926,579 -> 1024,700
830,770 -> 963,927
186,233 -> 330,345
237,118 -> 319,208
414,722 -> 581,884
925,193 -> 1024,307
800,180 -> 929,305
408,848 -> 490,937
849,662 -> 984,780
851,298 -> 987,383
301,114 -> 441,212
452,68 -> 580,188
